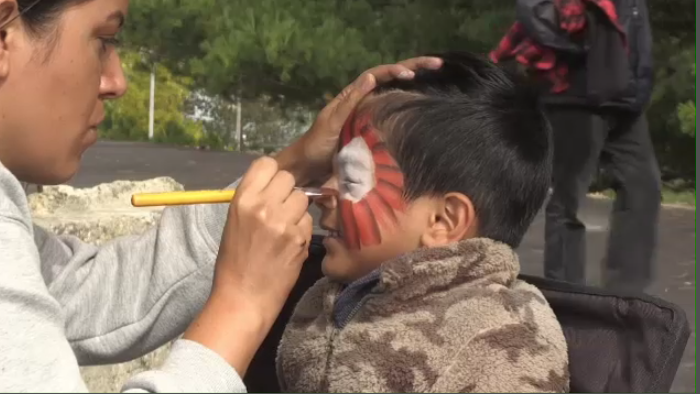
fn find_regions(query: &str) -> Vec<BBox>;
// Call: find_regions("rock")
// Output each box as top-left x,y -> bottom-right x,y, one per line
28,178 -> 185,392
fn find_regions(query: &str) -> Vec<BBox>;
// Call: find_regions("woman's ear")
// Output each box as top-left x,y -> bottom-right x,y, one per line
421,192 -> 478,247
0,0 -> 19,79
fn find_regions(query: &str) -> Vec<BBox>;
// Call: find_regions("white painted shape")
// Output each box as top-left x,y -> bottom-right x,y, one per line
337,136 -> 375,203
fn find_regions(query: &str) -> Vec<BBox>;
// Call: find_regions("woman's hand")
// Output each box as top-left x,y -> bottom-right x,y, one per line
275,56 -> 444,185
184,157 -> 312,375
212,156 -> 312,310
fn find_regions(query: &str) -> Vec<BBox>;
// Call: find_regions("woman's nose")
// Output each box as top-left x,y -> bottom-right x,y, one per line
100,51 -> 128,100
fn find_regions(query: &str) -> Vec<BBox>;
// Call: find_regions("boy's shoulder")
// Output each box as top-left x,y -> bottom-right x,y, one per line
356,275 -> 562,348
343,278 -> 568,392
283,275 -> 567,392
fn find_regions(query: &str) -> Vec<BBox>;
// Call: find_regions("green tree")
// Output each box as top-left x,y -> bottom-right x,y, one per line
646,46 -> 696,182
677,63 -> 696,138
644,0 -> 696,183
186,92 -> 312,152
100,50 -> 204,145
123,0 -> 381,107
120,0 -> 695,184
122,0 -> 513,108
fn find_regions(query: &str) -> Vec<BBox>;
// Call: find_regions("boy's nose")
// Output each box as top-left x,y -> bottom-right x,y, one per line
314,177 -> 339,210
313,194 -> 337,210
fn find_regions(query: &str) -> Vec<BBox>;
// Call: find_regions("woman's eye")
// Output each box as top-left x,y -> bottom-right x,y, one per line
99,36 -> 121,54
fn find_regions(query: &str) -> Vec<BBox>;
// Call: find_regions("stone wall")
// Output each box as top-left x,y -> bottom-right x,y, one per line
28,178 -> 186,392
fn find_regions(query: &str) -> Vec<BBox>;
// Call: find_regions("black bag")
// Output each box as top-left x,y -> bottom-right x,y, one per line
583,5 -> 632,106
605,0 -> 655,112
243,235 -> 690,393
516,0 -> 654,112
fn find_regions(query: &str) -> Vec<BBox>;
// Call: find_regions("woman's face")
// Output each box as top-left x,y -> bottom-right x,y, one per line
0,0 -> 129,184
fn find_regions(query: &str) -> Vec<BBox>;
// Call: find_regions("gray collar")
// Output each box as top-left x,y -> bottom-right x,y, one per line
331,270 -> 380,329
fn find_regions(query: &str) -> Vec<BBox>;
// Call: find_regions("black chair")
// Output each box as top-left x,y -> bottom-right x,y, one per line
243,235 -> 690,393
520,275 -> 690,392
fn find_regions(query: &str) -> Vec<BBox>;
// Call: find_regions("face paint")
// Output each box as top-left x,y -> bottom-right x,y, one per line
337,110 -> 405,250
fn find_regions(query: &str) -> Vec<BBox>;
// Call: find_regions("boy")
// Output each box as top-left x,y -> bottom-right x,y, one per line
276,52 -> 569,393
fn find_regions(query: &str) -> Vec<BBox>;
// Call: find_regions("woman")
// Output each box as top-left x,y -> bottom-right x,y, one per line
0,0 -> 442,391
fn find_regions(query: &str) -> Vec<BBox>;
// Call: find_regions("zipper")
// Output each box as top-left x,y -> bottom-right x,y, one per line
629,0 -> 640,79
319,286 -> 343,392
320,296 -> 371,391
320,272 -> 379,390
319,328 -> 340,392
334,271 -> 380,328
320,282 -> 376,391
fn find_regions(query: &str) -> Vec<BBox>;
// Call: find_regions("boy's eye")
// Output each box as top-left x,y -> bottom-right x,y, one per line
339,182 -> 365,198
337,137 -> 375,202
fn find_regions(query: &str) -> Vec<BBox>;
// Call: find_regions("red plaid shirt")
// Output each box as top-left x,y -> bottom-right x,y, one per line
490,0 -> 625,93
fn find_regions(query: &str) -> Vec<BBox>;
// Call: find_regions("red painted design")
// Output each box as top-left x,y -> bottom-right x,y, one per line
354,200 -> 381,246
338,110 -> 406,249
340,200 -> 360,250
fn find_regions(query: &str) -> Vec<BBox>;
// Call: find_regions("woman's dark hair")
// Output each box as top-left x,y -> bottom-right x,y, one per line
17,0 -> 88,35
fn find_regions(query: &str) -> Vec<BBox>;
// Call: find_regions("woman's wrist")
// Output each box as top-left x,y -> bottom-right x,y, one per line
184,291 -> 271,376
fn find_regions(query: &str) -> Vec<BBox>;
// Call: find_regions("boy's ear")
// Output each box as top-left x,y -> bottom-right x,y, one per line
421,192 -> 478,247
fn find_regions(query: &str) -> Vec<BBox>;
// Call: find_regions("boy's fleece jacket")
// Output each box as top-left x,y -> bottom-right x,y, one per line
276,238 -> 570,393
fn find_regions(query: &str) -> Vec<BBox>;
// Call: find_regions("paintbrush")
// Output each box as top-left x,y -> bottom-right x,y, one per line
131,187 -> 335,207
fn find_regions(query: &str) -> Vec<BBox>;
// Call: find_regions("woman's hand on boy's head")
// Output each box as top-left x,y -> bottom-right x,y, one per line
332,56 -> 443,115
282,56 -> 443,186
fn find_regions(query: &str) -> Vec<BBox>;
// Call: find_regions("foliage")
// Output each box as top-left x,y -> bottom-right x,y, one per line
123,0 -> 376,107
644,0 -> 696,183
678,101 -> 695,138
646,44 -> 695,181
114,0 -> 695,185
238,97 -> 312,153
123,0 -> 514,107
677,63 -> 696,138
100,50 -> 204,145
187,92 -> 312,152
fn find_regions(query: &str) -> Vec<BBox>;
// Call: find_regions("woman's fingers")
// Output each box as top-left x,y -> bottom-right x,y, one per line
261,168 -> 296,204
281,189 -> 311,226
236,157 -> 279,195
330,56 -> 444,126
297,213 -> 313,247
293,212 -> 313,252
369,56 -> 444,84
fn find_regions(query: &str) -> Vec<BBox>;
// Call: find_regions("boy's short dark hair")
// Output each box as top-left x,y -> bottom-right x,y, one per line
371,51 -> 552,247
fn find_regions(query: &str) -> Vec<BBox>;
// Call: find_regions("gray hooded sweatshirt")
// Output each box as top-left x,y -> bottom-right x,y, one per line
0,159 -> 247,392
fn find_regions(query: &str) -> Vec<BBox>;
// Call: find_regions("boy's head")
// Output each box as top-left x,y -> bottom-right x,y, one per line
316,51 -> 552,283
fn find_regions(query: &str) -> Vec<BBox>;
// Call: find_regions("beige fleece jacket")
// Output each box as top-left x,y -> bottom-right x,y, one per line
276,238 -> 569,393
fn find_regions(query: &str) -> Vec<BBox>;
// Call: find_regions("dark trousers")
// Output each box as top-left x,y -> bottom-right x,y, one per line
543,106 -> 661,293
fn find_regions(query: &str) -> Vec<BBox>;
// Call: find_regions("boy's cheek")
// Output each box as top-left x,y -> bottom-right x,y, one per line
322,244 -> 387,283
374,222 -> 424,260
